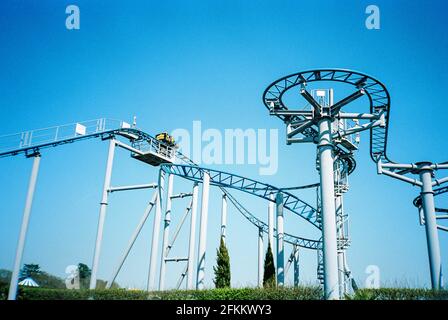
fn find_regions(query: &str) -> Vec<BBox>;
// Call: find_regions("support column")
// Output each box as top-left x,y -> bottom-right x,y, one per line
257,227 -> 264,287
318,117 -> 340,300
420,168 -> 442,290
8,154 -> 41,300
90,139 -> 115,290
276,192 -> 284,287
106,190 -> 158,288
187,183 -> 199,289
221,193 -> 227,243
335,194 -> 345,297
147,170 -> 165,291
196,171 -> 210,289
268,193 -> 274,251
293,245 -> 300,287
159,174 -> 174,290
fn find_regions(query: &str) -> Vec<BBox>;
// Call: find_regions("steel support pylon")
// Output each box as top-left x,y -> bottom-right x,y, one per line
420,169 -> 442,289
159,173 -> 174,290
318,118 -> 340,299
276,192 -> 284,287
221,193 -> 227,243
258,227 -> 264,287
90,139 -> 116,289
8,154 -> 41,300
196,171 -> 210,289
147,169 -> 166,291
187,183 -> 199,289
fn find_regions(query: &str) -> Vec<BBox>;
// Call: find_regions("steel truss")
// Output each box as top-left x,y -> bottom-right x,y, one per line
262,69 -> 391,163
262,69 -> 386,299
3,118 -> 324,298
160,164 -> 320,229
377,161 -> 448,289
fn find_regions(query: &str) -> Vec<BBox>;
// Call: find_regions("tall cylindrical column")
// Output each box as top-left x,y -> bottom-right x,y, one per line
196,171 -> 210,289
293,245 -> 300,287
335,194 -> 344,297
221,193 -> 227,243
257,227 -> 264,287
318,117 -> 340,300
276,192 -> 284,287
90,139 -> 116,290
159,173 -> 174,290
187,183 -> 199,289
147,170 -> 165,291
268,194 -> 274,251
419,168 -> 442,290
8,154 -> 41,300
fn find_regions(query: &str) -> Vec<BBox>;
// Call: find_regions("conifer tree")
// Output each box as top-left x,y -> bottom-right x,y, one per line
263,242 -> 276,287
213,237 -> 231,288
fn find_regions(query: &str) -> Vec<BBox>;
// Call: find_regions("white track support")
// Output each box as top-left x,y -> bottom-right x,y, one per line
187,183 -> 199,289
196,171 -> 210,289
258,227 -> 264,287
221,193 -> 227,243
8,154 -> 41,300
420,168 -> 442,289
159,173 -> 174,290
335,194 -> 345,296
276,192 -> 284,287
318,117 -> 340,300
147,170 -> 166,291
90,139 -> 116,290
106,190 -> 158,288
378,161 -> 446,290
293,245 -> 300,287
268,193 -> 274,251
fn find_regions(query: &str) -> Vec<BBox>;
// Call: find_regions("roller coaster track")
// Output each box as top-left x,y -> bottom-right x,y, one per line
222,188 -> 321,249
413,186 -> 448,213
0,118 -> 323,249
160,164 -> 320,229
262,68 -> 392,163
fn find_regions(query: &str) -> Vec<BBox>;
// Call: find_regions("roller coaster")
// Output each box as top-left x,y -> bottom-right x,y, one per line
2,69 -> 447,300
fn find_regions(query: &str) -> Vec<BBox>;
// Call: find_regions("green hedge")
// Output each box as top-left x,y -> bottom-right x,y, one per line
2,285 -> 447,300
349,288 -> 448,300
1,286 -> 322,300
153,287 -> 322,300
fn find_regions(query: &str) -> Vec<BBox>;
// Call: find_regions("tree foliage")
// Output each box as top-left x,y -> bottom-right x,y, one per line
213,237 -> 231,288
263,242 -> 276,288
20,264 -> 41,280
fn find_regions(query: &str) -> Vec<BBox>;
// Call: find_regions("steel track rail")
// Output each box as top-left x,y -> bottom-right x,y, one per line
262,68 -> 392,163
160,164 -> 321,229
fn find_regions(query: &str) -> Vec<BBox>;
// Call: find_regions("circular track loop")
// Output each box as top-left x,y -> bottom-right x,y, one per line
262,69 -> 392,163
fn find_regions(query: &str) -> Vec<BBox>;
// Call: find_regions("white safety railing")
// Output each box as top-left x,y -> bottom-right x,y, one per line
0,118 -> 132,154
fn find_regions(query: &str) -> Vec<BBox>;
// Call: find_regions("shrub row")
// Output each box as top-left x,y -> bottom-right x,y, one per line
1,286 -> 322,300
2,285 -> 447,300
349,288 -> 448,300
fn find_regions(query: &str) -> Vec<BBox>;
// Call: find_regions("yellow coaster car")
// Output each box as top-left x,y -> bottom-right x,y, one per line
155,132 -> 176,147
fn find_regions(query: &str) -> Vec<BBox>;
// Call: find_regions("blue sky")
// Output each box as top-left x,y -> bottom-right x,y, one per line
0,0 -> 447,289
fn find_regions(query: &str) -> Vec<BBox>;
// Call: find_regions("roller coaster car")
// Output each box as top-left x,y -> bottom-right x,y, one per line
155,132 -> 176,147
131,133 -> 176,166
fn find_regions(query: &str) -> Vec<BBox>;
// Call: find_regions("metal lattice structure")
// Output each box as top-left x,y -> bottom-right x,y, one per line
3,68 -> 447,301
262,68 -> 388,299
262,69 -> 391,162
2,118 -> 324,299
160,164 -> 320,229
